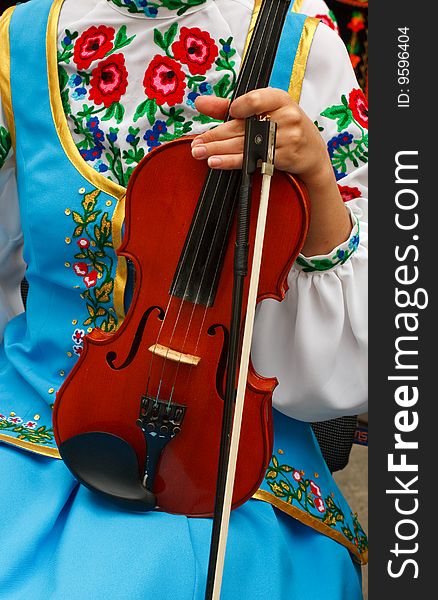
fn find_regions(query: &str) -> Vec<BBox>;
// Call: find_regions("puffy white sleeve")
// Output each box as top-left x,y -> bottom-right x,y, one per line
0,102 -> 25,343
251,24 -> 368,422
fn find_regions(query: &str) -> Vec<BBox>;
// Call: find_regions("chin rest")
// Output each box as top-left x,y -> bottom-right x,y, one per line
59,432 -> 157,512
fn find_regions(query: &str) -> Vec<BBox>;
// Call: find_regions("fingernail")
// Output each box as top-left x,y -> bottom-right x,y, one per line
192,145 -> 207,159
208,157 -> 222,168
191,137 -> 204,147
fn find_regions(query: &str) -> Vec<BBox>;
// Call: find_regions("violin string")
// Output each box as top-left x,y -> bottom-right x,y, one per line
167,0 -> 280,399
144,0 -> 279,406
176,5 -> 277,398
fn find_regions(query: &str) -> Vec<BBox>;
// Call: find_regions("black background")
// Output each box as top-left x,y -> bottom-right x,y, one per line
368,2 -> 435,596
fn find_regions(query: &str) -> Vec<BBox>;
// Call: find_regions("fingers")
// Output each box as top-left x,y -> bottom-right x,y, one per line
191,136 -> 245,161
229,87 -> 292,119
194,96 -> 230,120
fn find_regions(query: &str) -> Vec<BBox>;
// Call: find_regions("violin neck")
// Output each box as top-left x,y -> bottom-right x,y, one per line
170,0 -> 292,307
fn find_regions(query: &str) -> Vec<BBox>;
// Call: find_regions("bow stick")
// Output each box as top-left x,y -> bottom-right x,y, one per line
205,115 -> 277,600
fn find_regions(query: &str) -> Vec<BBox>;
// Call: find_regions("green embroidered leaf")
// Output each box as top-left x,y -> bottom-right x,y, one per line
102,103 -> 117,122
114,102 -> 125,124
320,104 -> 353,132
58,65 -> 69,91
164,22 -> 178,49
0,126 -> 12,170
213,74 -> 231,98
134,99 -> 157,125
154,29 -> 166,52
111,25 -> 136,54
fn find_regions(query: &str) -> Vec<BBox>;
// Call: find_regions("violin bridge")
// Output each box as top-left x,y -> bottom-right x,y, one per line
148,343 -> 201,366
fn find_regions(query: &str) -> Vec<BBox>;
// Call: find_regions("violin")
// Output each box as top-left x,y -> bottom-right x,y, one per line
52,0 -> 309,518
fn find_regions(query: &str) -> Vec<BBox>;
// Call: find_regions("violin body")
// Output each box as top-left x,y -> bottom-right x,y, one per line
53,137 -> 310,517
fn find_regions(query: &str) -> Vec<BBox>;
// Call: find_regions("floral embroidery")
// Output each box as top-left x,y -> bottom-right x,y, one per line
0,413 -> 55,445
109,0 -> 207,18
172,27 -> 218,75
264,454 -> 368,553
320,89 -> 368,180
73,25 -> 115,70
58,20 -> 238,184
89,54 -> 129,108
68,189 -> 118,333
348,88 -> 368,129
143,54 -> 187,106
296,214 -> 360,272
338,185 -> 361,203
315,11 -> 340,36
0,126 -> 11,170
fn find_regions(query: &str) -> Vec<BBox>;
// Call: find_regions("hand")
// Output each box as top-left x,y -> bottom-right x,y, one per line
192,87 -> 332,188
192,87 -> 352,256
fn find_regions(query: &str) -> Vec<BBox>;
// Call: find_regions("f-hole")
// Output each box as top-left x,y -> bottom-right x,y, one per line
106,306 -> 165,370
208,323 -> 229,401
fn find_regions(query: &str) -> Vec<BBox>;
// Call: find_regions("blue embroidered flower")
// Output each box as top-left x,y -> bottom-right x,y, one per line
143,128 -> 160,150
348,234 -> 359,252
199,82 -> 213,95
87,117 -> 100,131
327,131 -> 354,157
222,42 -> 231,53
153,120 -> 167,136
63,35 -> 72,46
107,130 -> 118,143
68,74 -> 82,88
80,146 -> 104,161
336,249 -> 346,260
93,160 -> 109,173
338,131 -> 353,146
126,133 -> 137,143
72,87 -> 87,100
187,91 -> 200,109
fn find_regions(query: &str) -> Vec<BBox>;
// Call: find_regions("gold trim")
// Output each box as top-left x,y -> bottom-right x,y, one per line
253,489 -> 368,565
46,0 -> 125,200
0,433 -> 61,458
47,0 -> 127,321
0,6 -> 16,149
288,17 -> 319,103
291,0 -> 304,12
111,194 -> 127,322
242,0 -> 262,59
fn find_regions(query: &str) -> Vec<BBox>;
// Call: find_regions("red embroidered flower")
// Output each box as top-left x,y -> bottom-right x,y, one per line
24,421 -> 37,429
315,14 -> 339,35
73,25 -> 115,70
172,28 -> 218,75
143,55 -> 186,106
309,480 -> 322,497
292,470 -> 301,482
73,262 -> 89,276
77,238 -> 90,249
348,88 -> 368,129
338,185 -> 361,203
89,54 -> 128,107
314,498 -> 326,513
83,270 -> 98,288
73,345 -> 84,356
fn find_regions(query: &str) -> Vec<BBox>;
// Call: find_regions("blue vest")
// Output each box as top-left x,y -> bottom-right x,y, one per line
0,0 -> 367,564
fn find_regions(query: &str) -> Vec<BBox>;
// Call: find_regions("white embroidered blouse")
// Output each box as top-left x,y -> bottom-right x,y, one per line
0,0 -> 368,421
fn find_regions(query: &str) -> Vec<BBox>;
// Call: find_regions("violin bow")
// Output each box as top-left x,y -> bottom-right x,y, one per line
205,116 -> 278,600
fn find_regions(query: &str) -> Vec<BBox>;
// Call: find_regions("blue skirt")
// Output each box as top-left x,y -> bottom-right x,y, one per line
0,443 -> 362,599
